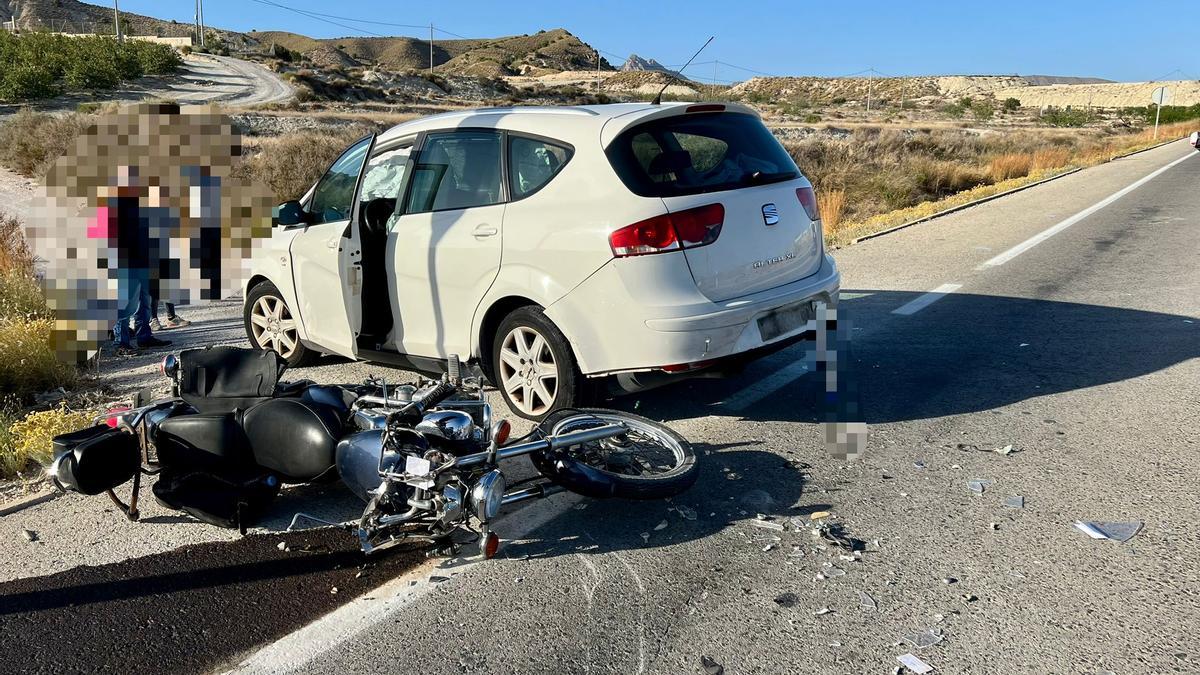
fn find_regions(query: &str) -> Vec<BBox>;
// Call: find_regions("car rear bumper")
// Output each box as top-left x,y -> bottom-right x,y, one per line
545,252 -> 840,376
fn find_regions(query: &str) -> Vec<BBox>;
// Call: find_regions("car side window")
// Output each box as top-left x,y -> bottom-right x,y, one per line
508,136 -> 572,199
404,131 -> 503,214
358,144 -> 412,231
308,136 -> 371,225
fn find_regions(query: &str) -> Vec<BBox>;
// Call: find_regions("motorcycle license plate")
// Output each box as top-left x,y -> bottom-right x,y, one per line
757,301 -> 815,342
404,455 -> 435,489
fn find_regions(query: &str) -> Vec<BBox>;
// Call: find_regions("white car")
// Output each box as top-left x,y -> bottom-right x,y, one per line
244,102 -> 840,419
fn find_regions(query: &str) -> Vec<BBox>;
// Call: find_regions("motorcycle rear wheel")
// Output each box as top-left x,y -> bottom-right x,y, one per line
532,409 -> 698,500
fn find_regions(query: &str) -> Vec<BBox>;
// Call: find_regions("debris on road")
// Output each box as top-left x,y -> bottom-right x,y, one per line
762,543 -> 777,552
903,628 -> 944,649
276,541 -> 288,551
1074,521 -> 1142,542
655,519 -> 669,531
989,522 -> 1000,531
330,586 -> 339,595
814,606 -> 834,616
641,532 -> 650,543
961,594 -> 978,603
740,489 -> 773,509
967,479 -> 994,495
700,655 -> 725,675
956,443 -> 979,452
816,523 -> 863,552
429,575 -> 451,583
994,444 -> 1015,456
22,529 -> 37,542
1005,496 -> 1025,509
913,460 -> 926,469
809,511 -> 831,520
859,591 -> 878,611
773,592 -> 799,608
942,577 -> 957,585
821,565 -> 846,579
677,505 -> 698,520
751,517 -> 785,531
897,653 -> 935,673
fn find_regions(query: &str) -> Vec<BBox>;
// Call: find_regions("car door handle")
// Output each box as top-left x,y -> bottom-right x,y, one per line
473,225 -> 498,238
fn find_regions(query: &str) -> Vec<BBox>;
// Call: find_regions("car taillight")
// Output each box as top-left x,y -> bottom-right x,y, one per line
609,203 -> 724,258
796,187 -> 820,222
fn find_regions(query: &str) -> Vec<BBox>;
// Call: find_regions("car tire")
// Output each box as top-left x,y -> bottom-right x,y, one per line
245,281 -> 316,368
492,306 -> 584,421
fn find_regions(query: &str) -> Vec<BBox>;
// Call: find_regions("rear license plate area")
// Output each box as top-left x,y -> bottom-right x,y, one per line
757,301 -> 815,341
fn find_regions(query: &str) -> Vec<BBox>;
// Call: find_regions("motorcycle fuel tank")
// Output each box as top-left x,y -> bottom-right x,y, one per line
335,428 -> 429,502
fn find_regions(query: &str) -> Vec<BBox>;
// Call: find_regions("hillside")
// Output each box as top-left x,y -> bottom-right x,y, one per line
0,0 -> 250,46
251,27 -> 611,77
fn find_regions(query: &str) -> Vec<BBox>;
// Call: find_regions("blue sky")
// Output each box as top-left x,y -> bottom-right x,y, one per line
115,1 -> 1197,83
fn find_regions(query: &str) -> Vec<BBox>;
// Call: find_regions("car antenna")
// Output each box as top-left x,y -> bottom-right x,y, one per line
652,36 -> 714,105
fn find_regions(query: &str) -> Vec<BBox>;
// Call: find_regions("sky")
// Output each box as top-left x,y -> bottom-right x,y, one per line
112,0 -> 1198,83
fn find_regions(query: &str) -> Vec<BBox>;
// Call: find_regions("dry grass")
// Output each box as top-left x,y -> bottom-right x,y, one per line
987,153 -> 1034,182
233,126 -> 375,203
1,404 -> 92,479
817,189 -> 846,231
0,109 -> 93,178
1031,148 -> 1073,172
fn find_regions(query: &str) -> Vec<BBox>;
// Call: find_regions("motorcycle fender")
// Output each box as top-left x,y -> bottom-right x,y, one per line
529,447 -> 620,499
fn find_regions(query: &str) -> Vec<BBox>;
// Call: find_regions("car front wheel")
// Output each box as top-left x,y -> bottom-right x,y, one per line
245,281 -> 315,367
493,306 -> 584,420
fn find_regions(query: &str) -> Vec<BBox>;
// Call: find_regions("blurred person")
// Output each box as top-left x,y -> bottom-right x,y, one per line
102,167 -> 172,355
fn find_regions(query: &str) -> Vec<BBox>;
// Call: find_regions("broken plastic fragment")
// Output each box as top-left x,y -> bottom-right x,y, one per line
814,607 -> 833,616
903,628 -> 944,649
762,543 -> 776,552
1004,496 -> 1025,509
824,566 -> 846,578
967,479 -> 994,495
897,653 -> 935,674
809,511 -> 831,520
994,444 -> 1014,456
654,520 -> 669,531
859,591 -> 878,611
751,519 -> 785,531
677,505 -> 697,520
1074,521 -> 1142,542
640,532 -> 650,543
913,460 -> 926,469
700,655 -> 725,675
23,529 -> 38,543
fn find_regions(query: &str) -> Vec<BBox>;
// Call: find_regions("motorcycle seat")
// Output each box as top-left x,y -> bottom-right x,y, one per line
242,398 -> 341,483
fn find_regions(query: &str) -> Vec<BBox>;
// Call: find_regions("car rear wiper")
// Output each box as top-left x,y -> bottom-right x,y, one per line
741,170 -> 798,185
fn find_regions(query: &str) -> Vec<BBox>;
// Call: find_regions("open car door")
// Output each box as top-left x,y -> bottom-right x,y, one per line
288,134 -> 376,359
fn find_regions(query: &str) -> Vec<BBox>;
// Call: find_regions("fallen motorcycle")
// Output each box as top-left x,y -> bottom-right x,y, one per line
48,346 -> 698,556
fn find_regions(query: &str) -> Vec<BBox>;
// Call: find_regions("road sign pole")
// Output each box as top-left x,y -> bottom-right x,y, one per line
1154,100 -> 1162,139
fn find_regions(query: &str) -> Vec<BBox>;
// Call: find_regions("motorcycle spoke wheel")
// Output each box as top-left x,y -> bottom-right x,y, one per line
549,412 -> 688,480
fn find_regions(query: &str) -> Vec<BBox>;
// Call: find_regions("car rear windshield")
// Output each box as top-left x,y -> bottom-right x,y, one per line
606,112 -> 799,198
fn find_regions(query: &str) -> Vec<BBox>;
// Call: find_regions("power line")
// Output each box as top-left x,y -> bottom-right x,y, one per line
247,0 -> 390,37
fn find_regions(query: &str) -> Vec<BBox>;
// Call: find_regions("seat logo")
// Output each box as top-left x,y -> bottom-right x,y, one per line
762,203 -> 779,226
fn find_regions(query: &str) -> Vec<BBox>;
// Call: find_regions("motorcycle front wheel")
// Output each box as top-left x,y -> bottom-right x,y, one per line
531,409 -> 698,500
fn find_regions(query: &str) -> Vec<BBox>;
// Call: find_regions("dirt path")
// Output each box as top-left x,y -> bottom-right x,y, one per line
0,166 -> 36,223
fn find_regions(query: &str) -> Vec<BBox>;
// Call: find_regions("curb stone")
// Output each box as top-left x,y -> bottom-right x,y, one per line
0,489 -> 59,518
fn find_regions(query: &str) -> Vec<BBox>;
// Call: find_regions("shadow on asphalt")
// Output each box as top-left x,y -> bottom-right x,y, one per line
500,444 -> 833,559
609,290 -> 1200,425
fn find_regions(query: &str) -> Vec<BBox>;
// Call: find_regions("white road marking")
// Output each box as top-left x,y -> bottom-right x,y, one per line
226,491 -> 583,675
722,356 -> 810,412
891,283 -> 963,316
977,150 -> 1197,269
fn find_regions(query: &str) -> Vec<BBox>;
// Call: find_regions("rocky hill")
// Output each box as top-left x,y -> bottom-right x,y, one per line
621,54 -> 684,79
252,28 -> 612,77
0,0 -> 250,46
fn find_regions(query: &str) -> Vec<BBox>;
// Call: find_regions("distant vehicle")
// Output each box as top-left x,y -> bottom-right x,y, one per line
1191,131 -> 1199,149
244,102 -> 840,419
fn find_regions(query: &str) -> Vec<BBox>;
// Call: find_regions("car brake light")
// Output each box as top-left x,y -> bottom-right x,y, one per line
686,104 -> 725,113
796,187 -> 819,222
609,204 -> 724,258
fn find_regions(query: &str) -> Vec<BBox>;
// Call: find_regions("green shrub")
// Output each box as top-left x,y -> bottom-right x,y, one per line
64,58 -> 120,90
1003,97 -> 1021,112
0,109 -> 93,178
971,101 -> 995,121
942,102 -> 966,118
0,64 -> 57,101
1042,106 -> 1093,127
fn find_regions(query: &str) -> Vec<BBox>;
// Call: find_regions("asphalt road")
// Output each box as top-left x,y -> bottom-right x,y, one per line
3,139 -> 1198,674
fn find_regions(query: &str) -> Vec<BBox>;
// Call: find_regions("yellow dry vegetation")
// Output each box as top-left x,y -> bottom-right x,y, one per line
1,405 -> 91,478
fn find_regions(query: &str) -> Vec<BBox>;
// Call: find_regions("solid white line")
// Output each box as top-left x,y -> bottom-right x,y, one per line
891,283 -> 963,316
977,151 -> 1197,269
723,357 -> 810,412
227,491 -> 583,675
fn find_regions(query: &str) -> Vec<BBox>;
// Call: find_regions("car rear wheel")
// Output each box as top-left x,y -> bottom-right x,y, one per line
245,281 -> 315,367
493,306 -> 583,420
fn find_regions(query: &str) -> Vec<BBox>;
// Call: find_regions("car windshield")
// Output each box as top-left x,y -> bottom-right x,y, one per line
606,112 -> 799,198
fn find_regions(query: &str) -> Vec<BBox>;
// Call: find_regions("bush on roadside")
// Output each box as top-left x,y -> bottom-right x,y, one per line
1,404 -> 92,478
1042,106 -> 1093,128
0,31 -> 179,102
0,109 -> 93,178
232,127 -> 375,203
1003,97 -> 1022,112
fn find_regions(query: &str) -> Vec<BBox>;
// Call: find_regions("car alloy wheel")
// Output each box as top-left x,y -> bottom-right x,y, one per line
498,325 -> 559,417
249,294 -> 299,360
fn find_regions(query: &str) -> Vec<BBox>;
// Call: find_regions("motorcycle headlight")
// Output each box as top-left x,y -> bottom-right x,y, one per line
470,469 -> 506,522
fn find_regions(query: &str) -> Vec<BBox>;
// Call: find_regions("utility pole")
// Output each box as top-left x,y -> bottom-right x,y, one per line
866,68 -> 873,113
713,60 -> 719,101
595,49 -> 601,94
429,23 -> 434,77
900,77 -> 906,112
114,0 -> 123,42
199,0 -> 206,48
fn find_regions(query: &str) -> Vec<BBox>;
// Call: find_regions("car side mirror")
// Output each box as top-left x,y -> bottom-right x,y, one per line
274,200 -> 308,227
